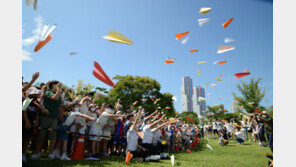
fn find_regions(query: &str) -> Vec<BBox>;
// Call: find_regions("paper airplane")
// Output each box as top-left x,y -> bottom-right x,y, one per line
207,144 -> 213,150
34,24 -> 57,52
165,59 -> 175,64
217,46 -> 235,54
213,60 -> 218,64
190,50 -> 198,53
198,97 -> 206,101
172,96 -> 177,101
197,69 -> 201,75
235,68 -> 251,79
26,0 -> 38,10
168,57 -> 176,61
93,61 -> 116,87
175,31 -> 189,40
218,97 -> 223,99
40,24 -> 57,41
206,82 -> 209,87
96,90 -> 108,97
219,61 -> 227,65
170,155 -> 175,166
181,36 -> 190,45
198,18 -> 210,27
199,8 -> 212,15
198,61 -> 207,64
223,18 -> 234,28
103,30 -> 133,45
216,77 -> 223,81
225,38 -> 235,43
69,52 -> 78,56
211,84 -> 216,87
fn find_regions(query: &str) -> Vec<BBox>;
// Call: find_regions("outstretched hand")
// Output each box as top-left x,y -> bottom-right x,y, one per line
32,72 -> 40,81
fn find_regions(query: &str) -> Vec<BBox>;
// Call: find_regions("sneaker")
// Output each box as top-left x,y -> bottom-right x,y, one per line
53,149 -> 61,159
22,154 -> 27,162
48,153 -> 55,160
60,153 -> 71,160
31,153 -> 41,160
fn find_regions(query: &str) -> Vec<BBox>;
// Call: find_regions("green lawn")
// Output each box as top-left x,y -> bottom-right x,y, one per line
24,139 -> 272,167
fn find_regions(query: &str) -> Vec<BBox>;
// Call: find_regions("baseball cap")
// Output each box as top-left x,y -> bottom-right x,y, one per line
26,87 -> 42,96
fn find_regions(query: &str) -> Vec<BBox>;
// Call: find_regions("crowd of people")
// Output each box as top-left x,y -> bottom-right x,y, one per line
203,113 -> 273,152
22,72 -> 273,165
22,72 -> 204,163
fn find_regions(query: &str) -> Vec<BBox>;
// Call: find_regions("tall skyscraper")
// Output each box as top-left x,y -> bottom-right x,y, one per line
192,86 -> 206,116
181,76 -> 193,112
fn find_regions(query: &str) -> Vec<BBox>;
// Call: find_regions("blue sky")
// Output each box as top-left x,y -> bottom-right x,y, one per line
22,0 -> 273,112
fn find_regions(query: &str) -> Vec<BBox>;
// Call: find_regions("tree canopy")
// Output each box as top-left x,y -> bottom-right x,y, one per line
233,77 -> 265,113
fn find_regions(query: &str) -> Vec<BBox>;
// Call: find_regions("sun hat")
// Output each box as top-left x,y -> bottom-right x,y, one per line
26,87 -> 42,96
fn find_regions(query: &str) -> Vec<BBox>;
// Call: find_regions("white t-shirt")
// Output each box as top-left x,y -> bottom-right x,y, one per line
213,122 -> 218,130
127,128 -> 139,152
86,111 -> 97,126
95,112 -> 109,130
152,129 -> 162,145
235,131 -> 245,140
225,123 -> 233,132
78,102 -> 88,125
142,125 -> 153,144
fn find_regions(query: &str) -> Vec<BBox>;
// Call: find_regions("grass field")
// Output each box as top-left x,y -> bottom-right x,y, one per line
24,139 -> 272,167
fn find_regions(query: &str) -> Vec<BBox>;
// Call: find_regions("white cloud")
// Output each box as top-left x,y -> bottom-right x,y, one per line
22,49 -> 32,61
22,16 -> 44,46
22,16 -> 44,61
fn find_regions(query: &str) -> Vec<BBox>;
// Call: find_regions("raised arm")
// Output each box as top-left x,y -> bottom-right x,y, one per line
131,108 -> 141,130
76,113 -> 96,121
22,72 -> 39,91
50,82 -> 62,101
38,81 -> 50,102
154,122 -> 169,131
147,110 -> 159,119
150,115 -> 165,128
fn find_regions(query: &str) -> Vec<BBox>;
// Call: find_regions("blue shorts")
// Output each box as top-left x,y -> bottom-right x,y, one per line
113,135 -> 127,146
57,124 -> 71,141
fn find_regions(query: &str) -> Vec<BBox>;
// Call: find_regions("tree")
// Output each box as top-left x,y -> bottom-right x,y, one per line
233,77 -> 265,113
108,75 -> 175,113
206,104 -> 227,119
178,111 -> 199,124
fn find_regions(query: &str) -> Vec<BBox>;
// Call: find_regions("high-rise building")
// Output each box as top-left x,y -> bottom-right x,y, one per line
181,76 -> 193,112
192,86 -> 206,116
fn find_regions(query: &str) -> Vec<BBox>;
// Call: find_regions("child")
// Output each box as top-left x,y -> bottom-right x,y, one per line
141,115 -> 165,157
53,103 -> 95,160
126,109 -> 149,162
219,128 -> 229,146
113,116 -> 125,156
22,87 -> 48,162
90,105 -> 124,158
234,128 -> 245,145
